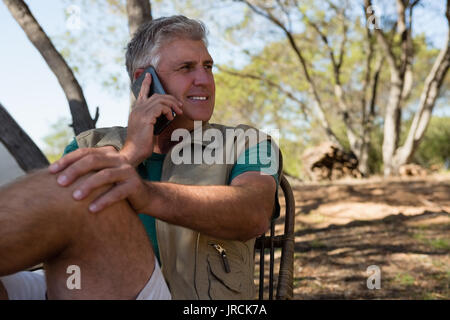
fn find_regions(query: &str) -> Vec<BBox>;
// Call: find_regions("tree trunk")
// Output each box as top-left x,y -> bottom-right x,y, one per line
394,31 -> 450,169
3,0 -> 96,135
126,0 -> 152,109
126,0 -> 152,37
382,0 -> 450,175
358,140 -> 370,176
0,103 -> 49,172
382,79 -> 403,176
349,135 -> 371,177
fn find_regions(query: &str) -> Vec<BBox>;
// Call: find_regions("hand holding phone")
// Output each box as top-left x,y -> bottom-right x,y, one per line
131,66 -> 177,135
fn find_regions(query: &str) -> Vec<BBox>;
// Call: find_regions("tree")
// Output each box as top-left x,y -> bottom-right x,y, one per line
210,0 -> 385,175
211,0 -> 449,176
367,0 -> 450,175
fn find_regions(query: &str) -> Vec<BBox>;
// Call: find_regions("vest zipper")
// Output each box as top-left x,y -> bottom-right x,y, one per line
210,243 -> 231,273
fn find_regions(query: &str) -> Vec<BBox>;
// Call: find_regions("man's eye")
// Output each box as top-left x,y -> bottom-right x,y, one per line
205,65 -> 213,70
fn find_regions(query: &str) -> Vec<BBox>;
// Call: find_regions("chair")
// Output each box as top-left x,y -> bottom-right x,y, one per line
255,174 -> 295,300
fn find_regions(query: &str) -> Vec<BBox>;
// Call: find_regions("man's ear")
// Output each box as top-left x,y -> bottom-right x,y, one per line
133,68 -> 145,81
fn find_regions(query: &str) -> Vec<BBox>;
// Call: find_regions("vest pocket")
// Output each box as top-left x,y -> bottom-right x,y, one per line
206,253 -> 247,299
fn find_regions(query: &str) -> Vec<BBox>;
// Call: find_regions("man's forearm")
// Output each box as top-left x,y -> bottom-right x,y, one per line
138,174 -> 275,241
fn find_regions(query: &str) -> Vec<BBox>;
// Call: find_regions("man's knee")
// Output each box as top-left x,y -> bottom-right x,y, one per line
26,168 -> 120,227
0,168 -> 128,265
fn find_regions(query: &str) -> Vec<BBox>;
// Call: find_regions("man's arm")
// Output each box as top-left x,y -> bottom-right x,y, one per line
137,171 -> 276,242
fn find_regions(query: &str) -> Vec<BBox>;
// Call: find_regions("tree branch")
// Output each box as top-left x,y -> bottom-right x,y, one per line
240,0 -> 342,147
3,0 -> 96,135
365,0 -> 400,81
216,65 -> 309,117
0,103 -> 49,171
305,8 -> 359,140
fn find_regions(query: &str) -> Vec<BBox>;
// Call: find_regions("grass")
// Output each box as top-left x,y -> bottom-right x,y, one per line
427,238 -> 450,250
394,273 -> 416,286
413,233 -> 450,250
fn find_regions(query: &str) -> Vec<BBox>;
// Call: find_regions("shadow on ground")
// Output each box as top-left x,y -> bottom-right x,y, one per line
255,175 -> 450,300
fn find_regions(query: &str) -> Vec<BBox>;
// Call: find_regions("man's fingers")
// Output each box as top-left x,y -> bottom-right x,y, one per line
48,148 -> 91,173
146,105 -> 175,122
49,147 -> 117,174
160,105 -> 176,121
88,183 -> 131,213
56,153 -> 120,187
146,94 -> 183,112
149,97 -> 183,117
72,167 -> 131,200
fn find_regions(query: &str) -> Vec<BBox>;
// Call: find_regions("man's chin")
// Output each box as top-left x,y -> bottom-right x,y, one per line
185,111 -> 213,123
171,113 -> 212,130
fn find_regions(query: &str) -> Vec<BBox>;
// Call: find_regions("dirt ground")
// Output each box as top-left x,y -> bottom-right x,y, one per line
256,173 -> 450,300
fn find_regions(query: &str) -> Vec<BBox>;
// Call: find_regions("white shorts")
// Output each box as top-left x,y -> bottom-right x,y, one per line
0,260 -> 171,300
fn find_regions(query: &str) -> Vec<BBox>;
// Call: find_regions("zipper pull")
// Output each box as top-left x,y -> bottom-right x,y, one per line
210,243 -> 231,273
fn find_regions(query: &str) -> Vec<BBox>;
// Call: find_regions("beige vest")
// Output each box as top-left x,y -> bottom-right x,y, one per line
76,122 -> 282,299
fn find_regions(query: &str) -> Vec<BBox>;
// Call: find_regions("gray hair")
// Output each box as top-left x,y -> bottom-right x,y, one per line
125,15 -> 208,82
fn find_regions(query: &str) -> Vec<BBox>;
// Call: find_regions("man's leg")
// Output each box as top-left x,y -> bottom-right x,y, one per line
0,169 -> 157,299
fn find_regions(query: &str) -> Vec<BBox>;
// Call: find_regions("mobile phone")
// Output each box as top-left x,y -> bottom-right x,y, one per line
131,66 -> 176,135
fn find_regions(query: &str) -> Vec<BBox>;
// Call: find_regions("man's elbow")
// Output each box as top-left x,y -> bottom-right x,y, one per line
239,209 -> 272,242
255,216 -> 271,239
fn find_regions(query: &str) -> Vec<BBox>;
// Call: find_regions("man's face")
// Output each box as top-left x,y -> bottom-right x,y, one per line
155,38 -> 215,126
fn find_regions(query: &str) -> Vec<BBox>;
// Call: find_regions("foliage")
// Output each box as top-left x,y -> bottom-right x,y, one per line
56,0 -> 130,96
404,116 -> 450,169
42,118 -> 74,163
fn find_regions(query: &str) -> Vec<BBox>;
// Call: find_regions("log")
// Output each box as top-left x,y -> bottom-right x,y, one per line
302,142 -> 362,181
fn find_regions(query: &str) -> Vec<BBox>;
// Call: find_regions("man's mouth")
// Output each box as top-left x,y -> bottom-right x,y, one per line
188,96 -> 208,101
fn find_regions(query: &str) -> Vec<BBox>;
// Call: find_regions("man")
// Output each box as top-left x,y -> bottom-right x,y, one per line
0,15 -> 280,300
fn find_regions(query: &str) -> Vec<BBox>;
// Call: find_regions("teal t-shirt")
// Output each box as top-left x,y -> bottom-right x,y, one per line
62,138 -> 279,263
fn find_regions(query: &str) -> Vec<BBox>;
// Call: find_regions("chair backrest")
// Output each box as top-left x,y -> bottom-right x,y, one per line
255,174 -> 295,300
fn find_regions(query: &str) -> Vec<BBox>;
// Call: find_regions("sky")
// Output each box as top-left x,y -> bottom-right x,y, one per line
0,0 -> 448,153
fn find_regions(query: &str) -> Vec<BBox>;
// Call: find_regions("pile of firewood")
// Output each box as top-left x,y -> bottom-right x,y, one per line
302,142 -> 362,181
399,163 -> 428,177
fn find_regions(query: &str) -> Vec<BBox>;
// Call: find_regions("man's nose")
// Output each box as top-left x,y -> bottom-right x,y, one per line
193,67 -> 211,86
